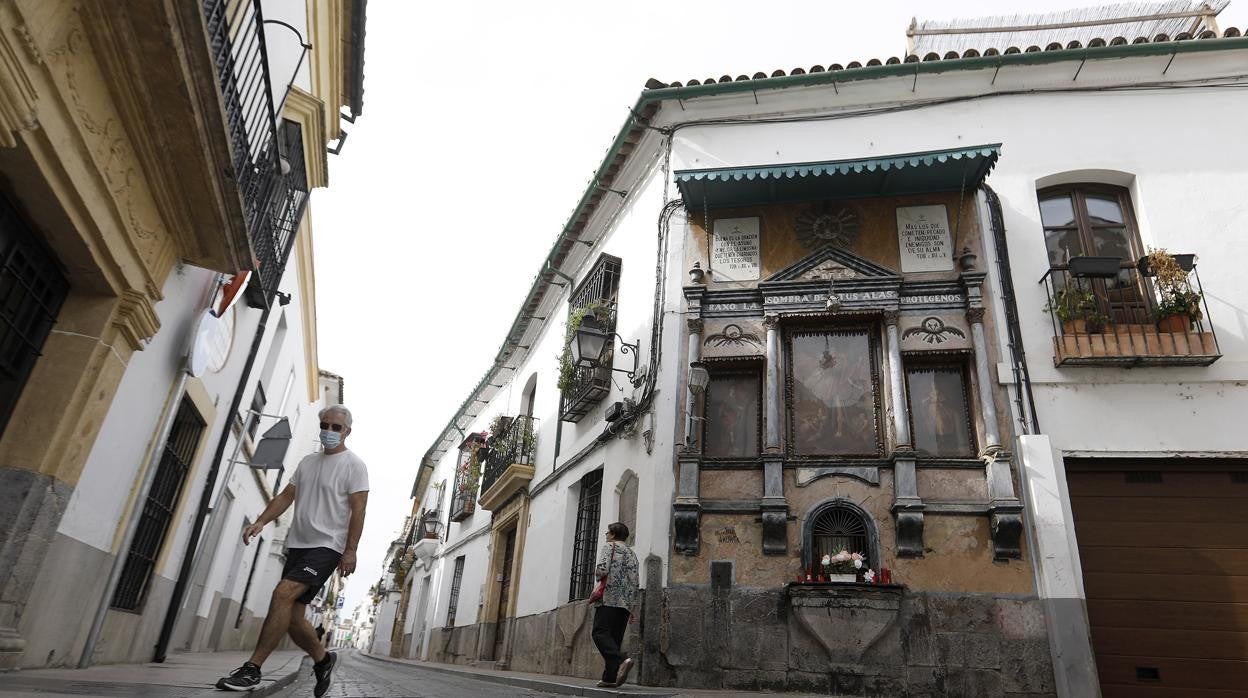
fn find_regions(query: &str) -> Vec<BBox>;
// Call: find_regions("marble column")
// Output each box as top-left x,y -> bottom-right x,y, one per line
885,309 -> 924,557
965,296 -> 1023,559
760,314 -> 787,554
674,318 -> 703,554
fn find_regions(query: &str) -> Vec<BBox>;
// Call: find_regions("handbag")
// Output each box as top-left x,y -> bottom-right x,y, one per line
588,543 -> 615,603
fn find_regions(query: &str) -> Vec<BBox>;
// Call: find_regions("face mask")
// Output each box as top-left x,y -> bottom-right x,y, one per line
320,430 -> 342,449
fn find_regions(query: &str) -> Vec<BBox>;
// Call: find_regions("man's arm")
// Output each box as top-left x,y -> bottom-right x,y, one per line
339,491 -> 368,576
242,483 -> 296,544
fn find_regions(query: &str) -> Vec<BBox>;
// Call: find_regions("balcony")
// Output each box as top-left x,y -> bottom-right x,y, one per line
1040,258 -> 1220,367
478,416 -> 539,511
449,491 -> 475,522
203,0 -> 309,307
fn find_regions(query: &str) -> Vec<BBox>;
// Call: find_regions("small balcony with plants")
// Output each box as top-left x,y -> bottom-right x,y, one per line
1039,250 -> 1220,367
477,415 -> 539,511
449,434 -> 485,522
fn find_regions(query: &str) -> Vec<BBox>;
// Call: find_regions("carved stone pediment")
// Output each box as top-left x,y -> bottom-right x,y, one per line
764,246 -> 900,285
702,321 -> 765,358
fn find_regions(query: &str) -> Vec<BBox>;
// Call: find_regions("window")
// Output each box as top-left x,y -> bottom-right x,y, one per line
1039,184 -> 1149,321
905,362 -> 975,457
112,397 -> 206,611
567,469 -> 603,602
560,254 -> 622,422
0,191 -> 70,439
807,502 -> 875,570
450,436 -> 482,522
445,556 -> 466,627
702,366 -> 761,458
247,381 -> 266,440
1039,185 -> 1141,268
786,327 -> 882,457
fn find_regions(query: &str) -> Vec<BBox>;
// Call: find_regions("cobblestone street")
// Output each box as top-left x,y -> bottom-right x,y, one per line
274,651 -> 566,698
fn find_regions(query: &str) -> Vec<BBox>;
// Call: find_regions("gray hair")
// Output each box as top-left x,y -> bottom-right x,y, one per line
319,404 -> 353,427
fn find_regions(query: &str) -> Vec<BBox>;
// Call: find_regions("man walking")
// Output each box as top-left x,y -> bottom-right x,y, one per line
217,406 -> 368,696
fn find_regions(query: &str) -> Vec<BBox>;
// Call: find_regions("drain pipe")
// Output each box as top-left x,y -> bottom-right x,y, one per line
153,295 -> 275,662
981,184 -> 1041,434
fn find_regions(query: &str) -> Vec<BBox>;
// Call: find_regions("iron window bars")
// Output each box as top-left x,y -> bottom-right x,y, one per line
449,447 -> 477,522
810,505 -> 871,571
567,469 -> 603,602
479,415 -> 539,500
0,192 -> 69,439
446,556 -> 466,627
202,0 -> 309,306
561,255 -> 621,422
112,398 -> 207,611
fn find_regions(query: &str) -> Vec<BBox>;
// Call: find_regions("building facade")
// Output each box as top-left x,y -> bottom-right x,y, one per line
388,9 -> 1246,698
0,0 -> 365,668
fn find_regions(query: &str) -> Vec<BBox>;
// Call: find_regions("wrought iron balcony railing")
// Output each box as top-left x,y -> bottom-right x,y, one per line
203,0 -> 309,305
480,415 -> 538,501
1039,259 -> 1220,367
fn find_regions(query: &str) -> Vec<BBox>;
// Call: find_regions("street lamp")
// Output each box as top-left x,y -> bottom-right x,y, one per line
420,512 -> 443,540
571,314 -> 641,382
688,361 -> 710,395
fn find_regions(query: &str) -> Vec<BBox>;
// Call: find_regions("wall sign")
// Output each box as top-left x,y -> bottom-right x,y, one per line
896,205 -> 954,273
712,217 -> 761,282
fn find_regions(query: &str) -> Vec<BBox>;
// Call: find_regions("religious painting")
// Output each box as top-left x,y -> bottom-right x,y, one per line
703,370 -> 761,458
905,363 -> 975,457
786,328 -> 881,456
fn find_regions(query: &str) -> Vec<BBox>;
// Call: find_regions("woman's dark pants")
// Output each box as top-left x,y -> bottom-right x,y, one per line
592,605 -> 630,683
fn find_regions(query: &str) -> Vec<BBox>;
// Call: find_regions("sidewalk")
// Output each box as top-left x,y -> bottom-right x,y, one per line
360,651 -> 821,698
0,649 -> 306,698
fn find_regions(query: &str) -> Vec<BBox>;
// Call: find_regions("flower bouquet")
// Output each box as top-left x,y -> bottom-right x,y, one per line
822,550 -> 867,582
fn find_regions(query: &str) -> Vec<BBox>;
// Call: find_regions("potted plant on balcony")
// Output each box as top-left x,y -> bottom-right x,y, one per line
1147,248 -> 1203,333
1044,283 -> 1102,334
557,299 -> 613,393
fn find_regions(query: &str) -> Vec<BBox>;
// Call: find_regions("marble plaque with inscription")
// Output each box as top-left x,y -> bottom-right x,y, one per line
896,205 -> 954,273
712,217 -> 761,281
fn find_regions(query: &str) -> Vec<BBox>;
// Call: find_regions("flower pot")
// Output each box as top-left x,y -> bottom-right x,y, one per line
1158,313 -> 1191,333
1068,256 -> 1122,278
1138,254 -> 1196,276
1061,319 -> 1087,334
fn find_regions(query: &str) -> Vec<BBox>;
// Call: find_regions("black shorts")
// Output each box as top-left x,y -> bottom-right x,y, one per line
282,547 -> 341,605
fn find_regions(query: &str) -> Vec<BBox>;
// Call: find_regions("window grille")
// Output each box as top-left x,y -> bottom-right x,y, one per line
568,469 -> 603,602
112,397 -> 206,611
445,556 -> 466,627
810,505 -> 872,569
0,192 -> 70,438
561,255 -> 622,422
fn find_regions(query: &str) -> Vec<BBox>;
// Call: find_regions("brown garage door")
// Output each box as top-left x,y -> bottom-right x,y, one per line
1067,461 -> 1248,697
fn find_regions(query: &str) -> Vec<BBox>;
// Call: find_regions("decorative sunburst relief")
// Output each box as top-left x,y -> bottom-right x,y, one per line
794,203 -> 861,251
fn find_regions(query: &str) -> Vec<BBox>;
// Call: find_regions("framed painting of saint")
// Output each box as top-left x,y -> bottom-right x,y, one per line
785,327 -> 882,457
703,368 -> 761,459
904,362 -> 976,457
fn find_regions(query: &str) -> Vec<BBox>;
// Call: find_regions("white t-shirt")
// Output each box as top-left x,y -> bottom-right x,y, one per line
286,449 -> 369,553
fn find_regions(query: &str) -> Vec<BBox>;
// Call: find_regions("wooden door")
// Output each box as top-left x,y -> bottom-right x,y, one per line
493,527 -> 517,659
1066,461 -> 1248,696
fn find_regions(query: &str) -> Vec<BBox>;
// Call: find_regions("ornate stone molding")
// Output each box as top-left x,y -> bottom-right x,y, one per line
965,307 -> 986,324
686,317 -> 704,334
673,501 -> 700,555
760,501 -> 788,555
0,15 -> 41,148
893,506 -> 925,558
990,508 -> 1024,560
112,290 -> 160,351
882,309 -> 901,326
762,313 -> 781,330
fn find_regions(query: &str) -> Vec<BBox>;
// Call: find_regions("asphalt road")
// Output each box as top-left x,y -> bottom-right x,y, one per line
272,650 -> 565,698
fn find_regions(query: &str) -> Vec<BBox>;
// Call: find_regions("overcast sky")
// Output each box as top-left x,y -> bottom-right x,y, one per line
309,0 -> 1247,615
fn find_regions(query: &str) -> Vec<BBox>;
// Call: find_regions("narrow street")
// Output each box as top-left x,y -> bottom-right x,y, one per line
272,651 -> 565,698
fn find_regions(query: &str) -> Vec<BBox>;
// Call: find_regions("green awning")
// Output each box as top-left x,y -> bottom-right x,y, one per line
675,144 -> 1000,207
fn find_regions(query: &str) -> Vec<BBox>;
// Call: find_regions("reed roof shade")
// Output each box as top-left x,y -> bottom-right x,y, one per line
674,144 -> 1001,208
